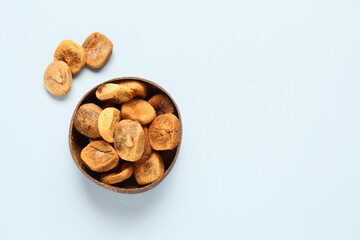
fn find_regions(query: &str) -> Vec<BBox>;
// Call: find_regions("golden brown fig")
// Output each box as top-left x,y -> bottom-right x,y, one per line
96,83 -> 134,104
82,32 -> 113,69
114,120 -> 145,162
149,113 -> 181,150
80,141 -> 119,172
138,125 -> 152,162
121,99 -> 156,125
43,61 -> 72,96
74,103 -> 102,138
98,107 -> 121,143
100,162 -> 133,184
54,40 -> 86,74
116,80 -> 148,98
148,93 -> 175,116
134,152 -> 164,185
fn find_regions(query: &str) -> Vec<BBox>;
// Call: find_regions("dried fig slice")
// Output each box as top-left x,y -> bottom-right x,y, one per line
54,40 -> 86,74
98,107 -> 121,143
96,83 -> 134,104
74,103 -> 102,138
148,93 -> 175,116
121,99 -> 156,125
134,152 -> 164,185
116,80 -> 148,98
100,162 -> 133,184
43,61 -> 72,96
81,141 -> 119,172
114,119 -> 145,162
82,32 -> 113,69
138,125 -> 152,162
149,113 -> 181,150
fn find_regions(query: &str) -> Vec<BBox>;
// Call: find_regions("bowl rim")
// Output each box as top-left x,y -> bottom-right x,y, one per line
68,76 -> 182,194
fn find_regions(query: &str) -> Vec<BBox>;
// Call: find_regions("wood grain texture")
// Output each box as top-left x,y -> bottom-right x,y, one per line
69,77 -> 182,194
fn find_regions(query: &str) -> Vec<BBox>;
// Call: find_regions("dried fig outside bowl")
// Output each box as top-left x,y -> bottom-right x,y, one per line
69,77 -> 182,194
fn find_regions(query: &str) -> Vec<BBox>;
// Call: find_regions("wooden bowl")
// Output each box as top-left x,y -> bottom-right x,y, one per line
69,77 -> 182,194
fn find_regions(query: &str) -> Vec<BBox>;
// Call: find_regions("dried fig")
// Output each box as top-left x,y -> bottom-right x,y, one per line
80,141 -> 119,172
82,32 -> 113,69
114,119 -> 145,162
96,83 -> 134,104
98,107 -> 121,143
100,162 -> 133,184
148,93 -> 175,116
74,103 -> 102,138
134,152 -> 164,185
116,80 -> 148,98
138,125 -> 152,162
43,61 -> 72,96
121,99 -> 156,125
54,40 -> 86,74
149,113 -> 181,150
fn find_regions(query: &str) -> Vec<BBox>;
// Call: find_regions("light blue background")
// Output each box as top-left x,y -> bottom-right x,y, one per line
1,0 -> 360,239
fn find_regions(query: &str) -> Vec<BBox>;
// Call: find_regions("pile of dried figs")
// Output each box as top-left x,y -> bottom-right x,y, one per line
44,32 -> 113,96
74,80 -> 181,186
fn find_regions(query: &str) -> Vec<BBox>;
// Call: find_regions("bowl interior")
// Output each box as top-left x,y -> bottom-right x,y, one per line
69,77 -> 182,194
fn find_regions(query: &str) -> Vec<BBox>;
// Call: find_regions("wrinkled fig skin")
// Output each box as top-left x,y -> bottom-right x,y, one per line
138,125 -> 152,162
148,93 -> 175,116
114,119 -> 145,162
116,80 -> 148,98
100,162 -> 133,184
98,107 -> 121,143
43,61 -> 72,96
82,32 -> 113,69
80,141 -> 119,172
74,103 -> 102,138
149,113 -> 181,150
134,152 -> 164,185
96,83 -> 134,104
121,99 -> 156,125
54,40 -> 86,74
